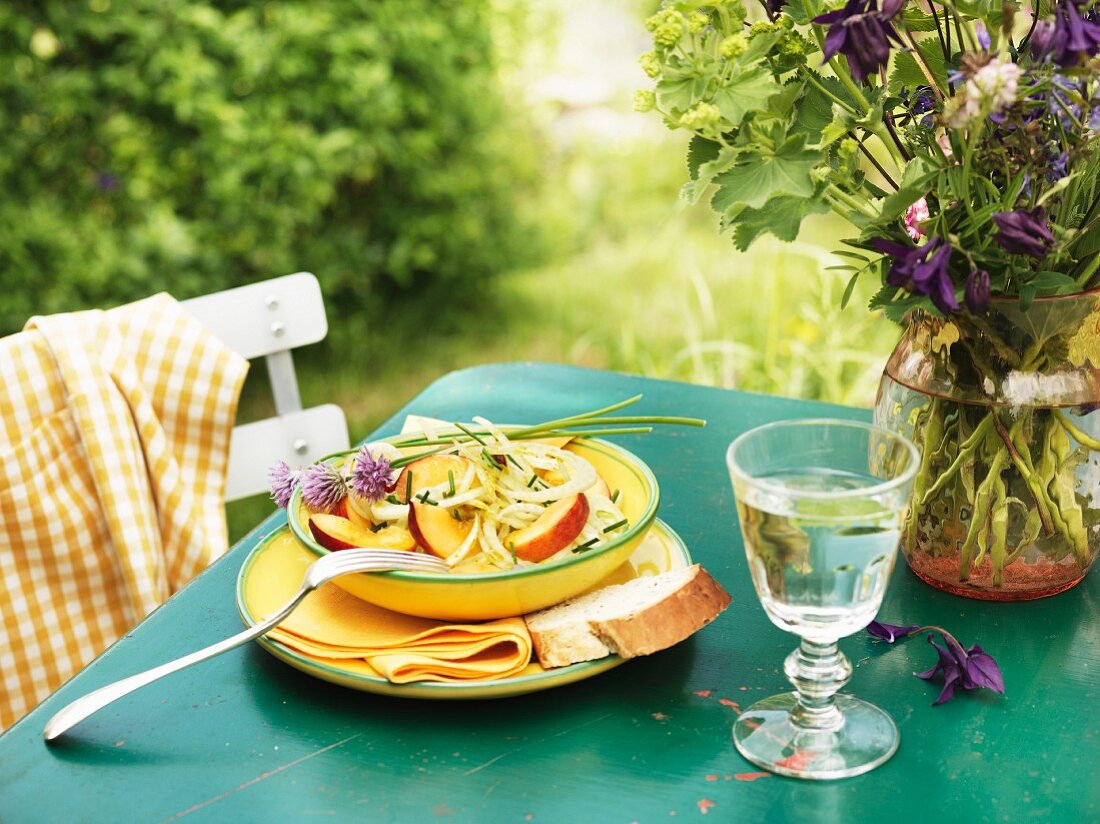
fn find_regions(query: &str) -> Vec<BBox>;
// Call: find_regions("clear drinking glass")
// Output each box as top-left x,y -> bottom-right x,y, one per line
726,418 -> 919,780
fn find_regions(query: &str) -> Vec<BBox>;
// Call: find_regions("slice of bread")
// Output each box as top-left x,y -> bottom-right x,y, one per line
523,565 -> 730,669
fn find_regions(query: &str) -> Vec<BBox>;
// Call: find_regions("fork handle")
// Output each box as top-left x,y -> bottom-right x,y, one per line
43,583 -> 313,742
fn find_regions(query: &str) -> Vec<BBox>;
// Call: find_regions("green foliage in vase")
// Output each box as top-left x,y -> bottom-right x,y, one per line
638,0 -> 1100,320
0,1 -> 537,335
641,0 -> 1100,593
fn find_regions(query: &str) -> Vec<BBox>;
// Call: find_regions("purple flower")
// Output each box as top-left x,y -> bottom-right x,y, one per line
350,447 -> 396,503
1047,150 -> 1069,183
1052,0 -> 1100,67
868,622 -> 1005,705
965,269 -> 991,313
915,633 -> 1005,705
866,620 -> 921,642
910,85 -> 935,115
872,236 -> 959,314
993,208 -> 1055,258
96,172 -> 119,192
300,461 -> 348,511
268,460 -> 301,509
976,21 -> 991,50
1030,19 -> 1057,60
813,0 -> 904,82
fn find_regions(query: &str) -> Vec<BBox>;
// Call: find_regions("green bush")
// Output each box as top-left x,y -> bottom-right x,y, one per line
0,1 -> 537,334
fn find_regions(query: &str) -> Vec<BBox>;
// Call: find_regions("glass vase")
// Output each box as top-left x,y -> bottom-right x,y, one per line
874,290 -> 1100,600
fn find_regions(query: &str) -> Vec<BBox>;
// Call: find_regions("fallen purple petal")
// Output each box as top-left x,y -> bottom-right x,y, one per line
933,668 -> 961,705
866,620 -> 921,642
964,645 -> 1005,694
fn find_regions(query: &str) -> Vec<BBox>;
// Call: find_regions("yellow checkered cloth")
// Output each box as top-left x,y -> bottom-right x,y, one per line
0,294 -> 249,729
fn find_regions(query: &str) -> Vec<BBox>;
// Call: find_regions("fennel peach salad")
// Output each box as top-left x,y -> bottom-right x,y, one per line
268,399 -> 704,573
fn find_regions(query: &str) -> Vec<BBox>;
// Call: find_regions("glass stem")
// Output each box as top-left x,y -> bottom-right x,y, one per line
784,639 -> 852,731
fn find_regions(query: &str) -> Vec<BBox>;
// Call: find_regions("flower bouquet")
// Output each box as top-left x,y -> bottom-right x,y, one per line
639,0 -> 1100,598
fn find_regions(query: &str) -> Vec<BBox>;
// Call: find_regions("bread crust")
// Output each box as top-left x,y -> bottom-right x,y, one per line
593,566 -> 730,657
525,565 -> 731,668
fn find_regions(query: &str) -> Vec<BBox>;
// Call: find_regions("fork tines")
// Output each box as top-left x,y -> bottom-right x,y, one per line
328,548 -> 448,572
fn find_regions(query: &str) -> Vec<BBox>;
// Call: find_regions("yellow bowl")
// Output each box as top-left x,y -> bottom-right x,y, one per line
286,436 -> 659,620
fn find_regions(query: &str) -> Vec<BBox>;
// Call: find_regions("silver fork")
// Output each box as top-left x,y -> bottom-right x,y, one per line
43,547 -> 449,741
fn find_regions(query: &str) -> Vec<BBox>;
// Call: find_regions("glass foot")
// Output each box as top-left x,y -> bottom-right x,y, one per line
732,692 -> 898,780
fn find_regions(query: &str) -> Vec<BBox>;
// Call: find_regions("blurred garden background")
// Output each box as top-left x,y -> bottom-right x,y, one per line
1,0 -> 900,538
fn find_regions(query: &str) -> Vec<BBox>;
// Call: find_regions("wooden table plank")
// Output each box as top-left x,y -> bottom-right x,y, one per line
2,363 -> 1097,822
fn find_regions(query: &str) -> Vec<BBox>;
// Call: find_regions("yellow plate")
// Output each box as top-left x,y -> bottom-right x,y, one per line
235,520 -> 692,699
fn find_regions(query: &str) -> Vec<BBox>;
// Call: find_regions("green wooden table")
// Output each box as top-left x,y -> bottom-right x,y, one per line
2,364 -> 1097,822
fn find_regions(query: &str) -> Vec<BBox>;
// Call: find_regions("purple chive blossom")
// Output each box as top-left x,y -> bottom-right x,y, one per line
350,446 -> 396,503
965,269 -> 991,314
268,460 -> 301,509
866,621 -> 1005,705
993,208 -> 1056,258
1052,0 -> 1100,67
872,236 -> 959,314
866,620 -> 921,642
813,0 -> 904,82
299,461 -> 348,511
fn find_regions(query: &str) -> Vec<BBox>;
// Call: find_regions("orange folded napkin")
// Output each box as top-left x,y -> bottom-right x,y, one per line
258,557 -> 532,683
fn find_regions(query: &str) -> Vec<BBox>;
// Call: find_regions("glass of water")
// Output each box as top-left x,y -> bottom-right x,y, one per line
726,418 -> 919,780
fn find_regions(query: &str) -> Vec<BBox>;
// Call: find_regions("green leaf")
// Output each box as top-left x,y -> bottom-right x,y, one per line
869,285 -> 930,324
711,134 -> 822,212
784,0 -> 824,25
792,74 -> 847,138
819,104 -> 856,148
1071,226 -> 1100,258
1019,282 -> 1037,312
687,136 -> 721,180
1030,271 -> 1080,296
712,67 -> 781,127
730,192 -> 830,250
902,10 -> 942,31
841,270 -> 862,309
739,31 -> 783,65
888,41 -> 949,94
879,156 -> 941,221
683,143 -> 739,204
657,68 -> 709,114
766,79 -> 807,123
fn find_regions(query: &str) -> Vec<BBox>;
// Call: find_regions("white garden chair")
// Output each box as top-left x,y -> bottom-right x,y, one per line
182,272 -> 350,500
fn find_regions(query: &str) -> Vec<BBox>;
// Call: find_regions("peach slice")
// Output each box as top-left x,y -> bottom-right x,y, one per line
308,514 -> 415,552
509,493 -> 590,563
408,503 -> 475,559
394,455 -> 470,503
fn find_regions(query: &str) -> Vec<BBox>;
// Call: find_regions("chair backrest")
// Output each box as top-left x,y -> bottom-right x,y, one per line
182,272 -> 350,501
